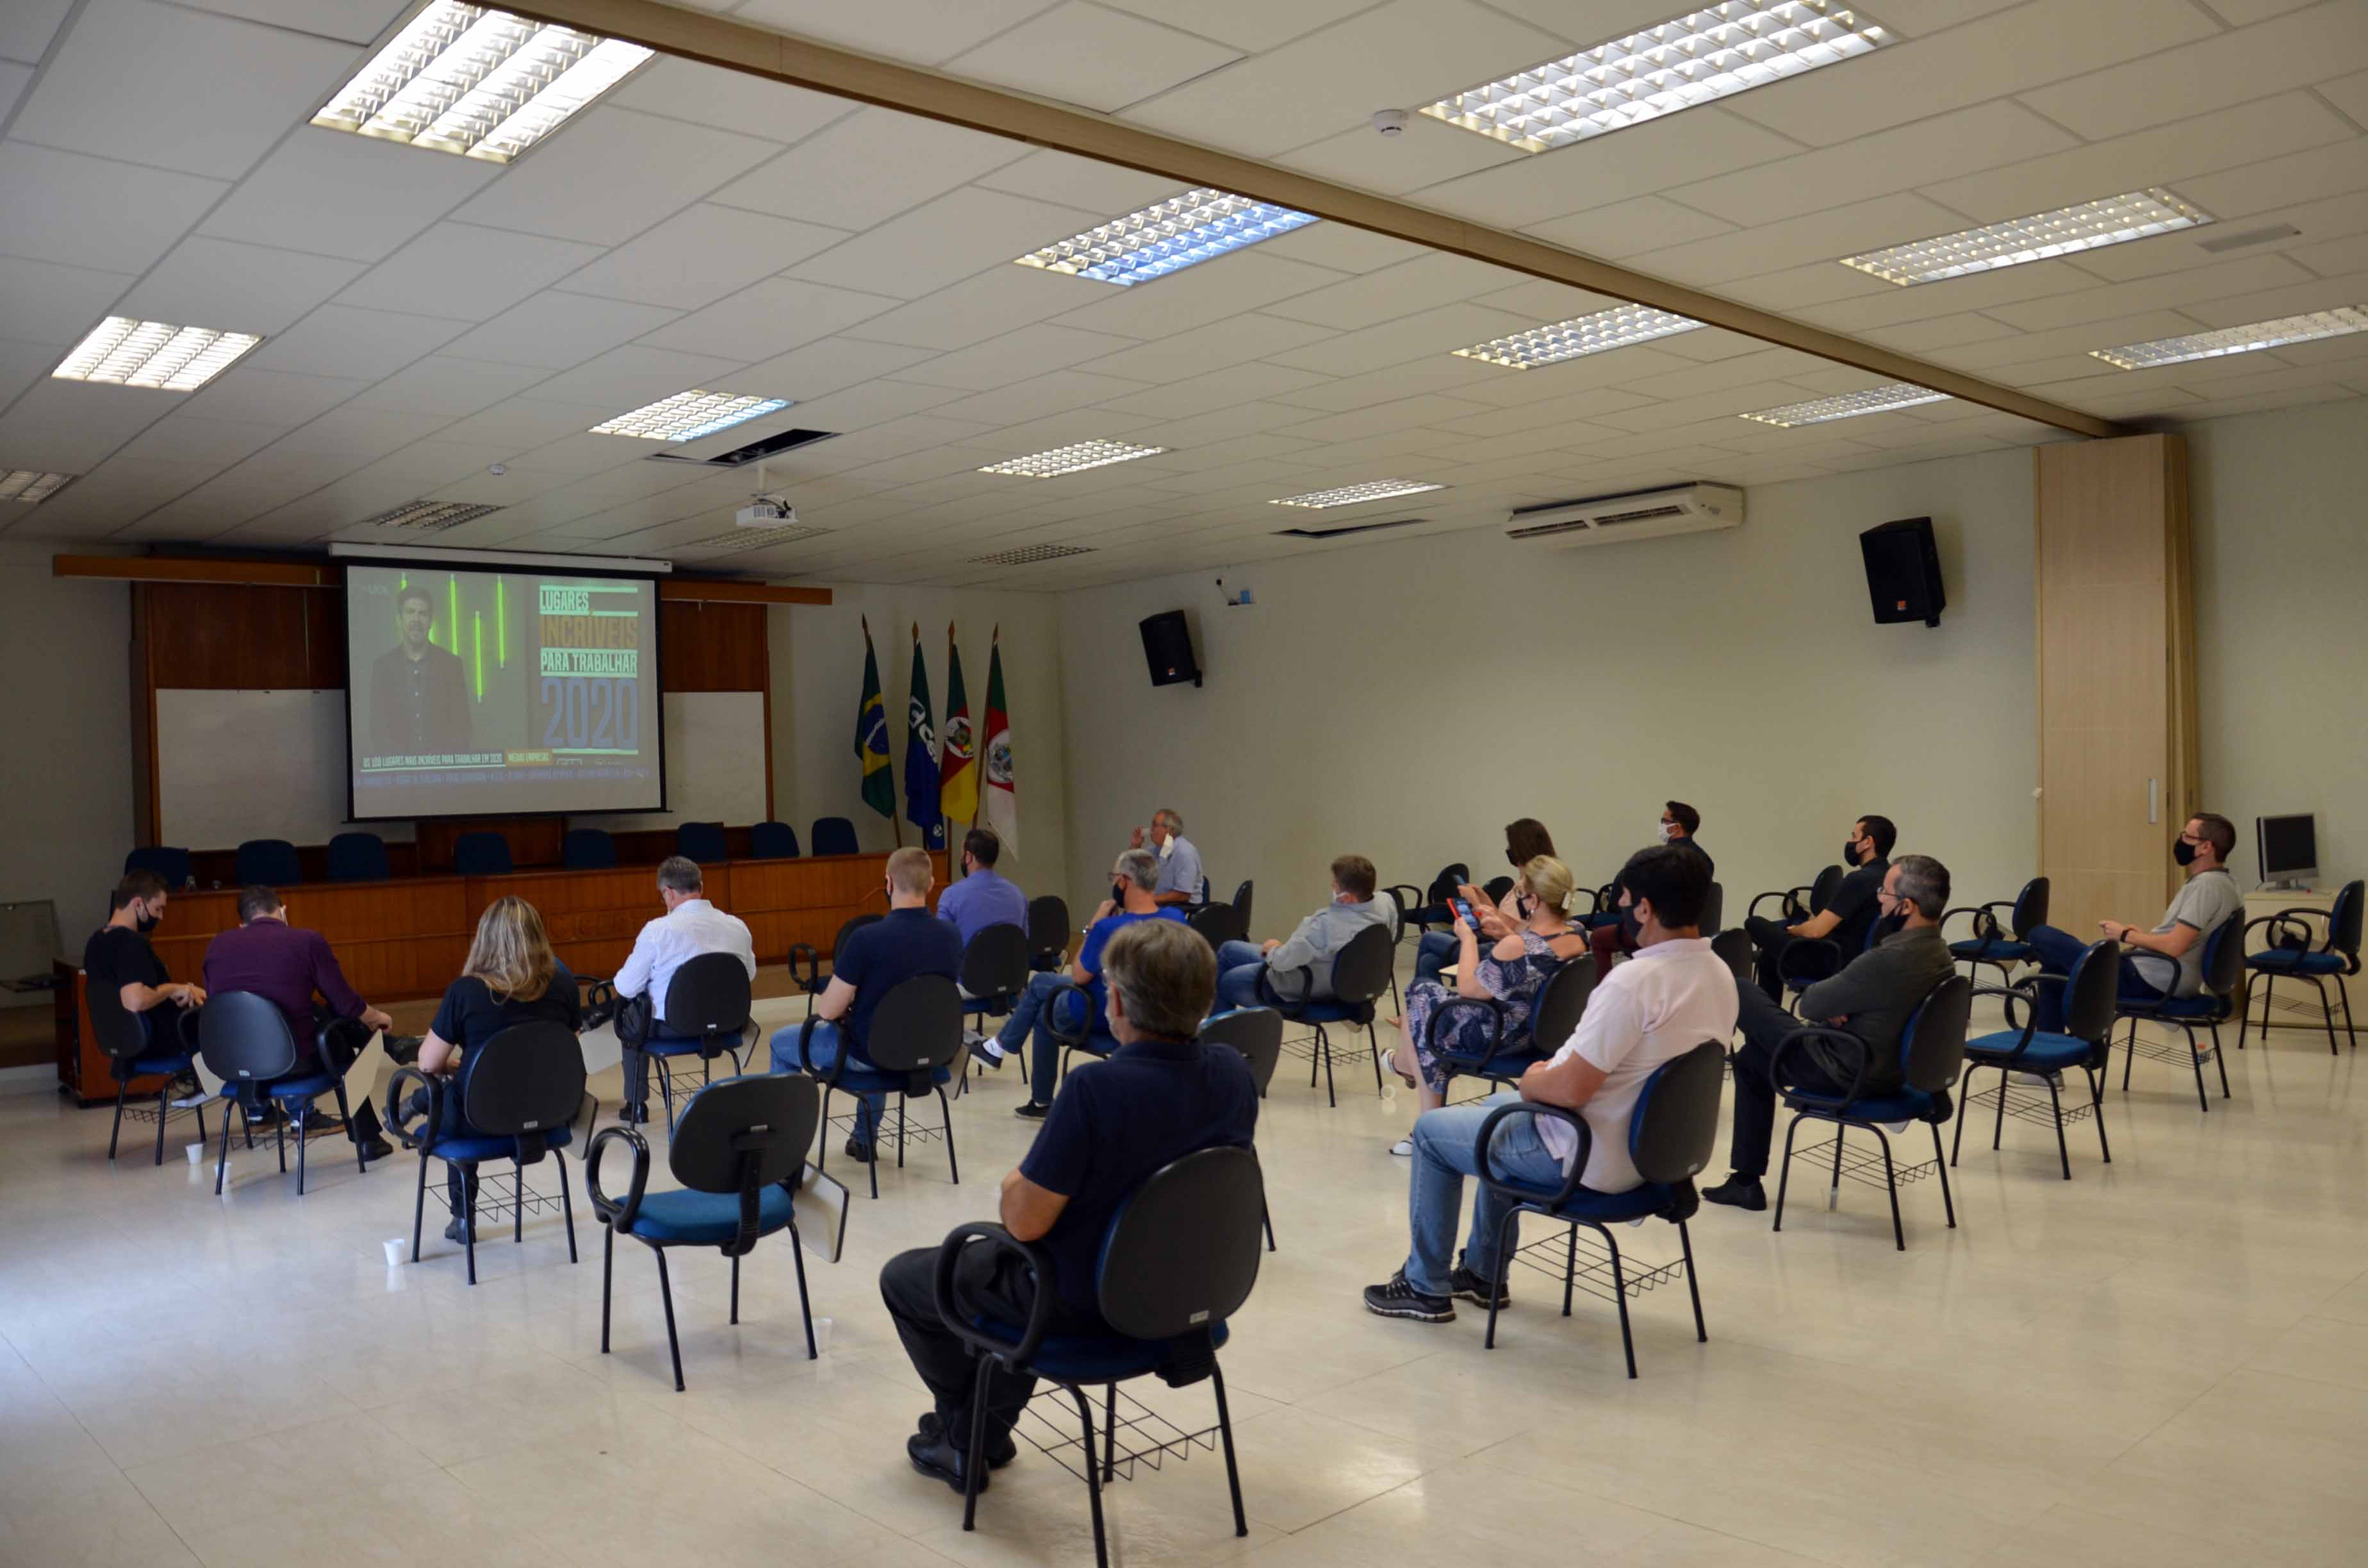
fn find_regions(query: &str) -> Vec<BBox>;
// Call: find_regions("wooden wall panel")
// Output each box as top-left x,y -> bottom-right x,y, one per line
142,582 -> 341,689
659,600 -> 768,690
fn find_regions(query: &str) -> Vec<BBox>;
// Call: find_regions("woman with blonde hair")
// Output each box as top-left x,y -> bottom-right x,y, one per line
400,897 -> 582,1243
1386,856 -> 1588,1151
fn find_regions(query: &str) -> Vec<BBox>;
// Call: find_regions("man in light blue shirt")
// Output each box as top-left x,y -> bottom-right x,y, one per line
937,828 -> 1028,946
1214,854 -> 1392,1010
1133,808 -> 1204,908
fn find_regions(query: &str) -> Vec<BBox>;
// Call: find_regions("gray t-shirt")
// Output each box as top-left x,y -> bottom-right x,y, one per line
2130,868 -> 2242,996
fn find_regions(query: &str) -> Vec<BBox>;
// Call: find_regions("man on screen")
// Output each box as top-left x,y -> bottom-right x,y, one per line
370,584 -> 470,760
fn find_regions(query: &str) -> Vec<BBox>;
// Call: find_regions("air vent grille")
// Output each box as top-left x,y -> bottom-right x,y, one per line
676,526 -> 828,555
1275,517 -> 1427,540
363,500 -> 502,532
969,543 -> 1094,566
1590,503 -> 1688,527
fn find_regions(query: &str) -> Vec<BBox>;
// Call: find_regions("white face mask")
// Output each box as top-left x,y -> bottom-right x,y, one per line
1157,836 -> 1175,860
1659,822 -> 1677,842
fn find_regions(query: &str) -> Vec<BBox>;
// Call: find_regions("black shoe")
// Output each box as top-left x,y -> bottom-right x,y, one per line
907,1430 -> 989,1494
1701,1175 -> 1766,1212
844,1135 -> 875,1163
1362,1270 -> 1454,1323
967,1035 -> 1008,1070
1449,1264 -> 1509,1310
443,1214 -> 475,1245
1012,1100 -> 1049,1122
917,1412 -> 1016,1469
300,1109 -> 339,1134
358,1136 -> 394,1163
382,1035 -> 423,1066
616,1103 -> 651,1126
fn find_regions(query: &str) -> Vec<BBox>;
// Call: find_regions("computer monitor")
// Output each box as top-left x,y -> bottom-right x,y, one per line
2257,813 -> 2317,890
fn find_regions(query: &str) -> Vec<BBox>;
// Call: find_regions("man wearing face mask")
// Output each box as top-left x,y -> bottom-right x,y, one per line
1704,854 -> 1959,1213
84,870 -> 208,1107
1745,814 -> 1896,1002
1130,808 -> 1203,909
1660,801 -> 1712,879
2020,813 -> 2244,1032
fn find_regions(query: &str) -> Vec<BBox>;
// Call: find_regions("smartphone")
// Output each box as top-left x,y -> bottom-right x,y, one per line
1450,897 -> 1476,927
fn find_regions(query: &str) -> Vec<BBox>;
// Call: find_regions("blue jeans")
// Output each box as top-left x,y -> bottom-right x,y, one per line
1401,1090 -> 1571,1296
769,1020 -> 885,1141
2025,924 -> 2164,1033
1215,940 -> 1268,1011
994,972 -> 1105,1099
1415,931 -> 1454,989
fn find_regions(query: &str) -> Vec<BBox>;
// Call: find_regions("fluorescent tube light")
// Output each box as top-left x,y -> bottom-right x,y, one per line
0,470 -> 75,503
360,500 -> 503,532
979,439 -> 1167,478
1269,479 -> 1445,509
1841,189 -> 2210,286
970,544 -> 1096,565
1014,188 -> 1317,286
311,1 -> 651,163
591,391 -> 792,442
2089,307 -> 2368,370
53,317 -> 261,391
1422,2 -> 1887,154
1739,383 -> 1948,425
1455,304 -> 1703,368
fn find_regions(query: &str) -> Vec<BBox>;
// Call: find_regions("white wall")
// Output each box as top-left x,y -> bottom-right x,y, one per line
1057,448 -> 2045,929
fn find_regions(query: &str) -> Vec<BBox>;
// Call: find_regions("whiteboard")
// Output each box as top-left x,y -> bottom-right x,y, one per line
578,691 -> 768,833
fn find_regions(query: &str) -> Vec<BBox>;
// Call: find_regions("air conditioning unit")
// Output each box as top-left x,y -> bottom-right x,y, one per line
1504,482 -> 1743,547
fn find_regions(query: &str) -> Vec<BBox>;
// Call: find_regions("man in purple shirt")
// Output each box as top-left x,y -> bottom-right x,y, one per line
935,828 -> 1028,947
202,885 -> 395,1159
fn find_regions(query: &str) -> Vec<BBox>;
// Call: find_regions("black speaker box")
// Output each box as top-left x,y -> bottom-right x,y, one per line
1859,516 -> 1946,627
1139,610 -> 1201,687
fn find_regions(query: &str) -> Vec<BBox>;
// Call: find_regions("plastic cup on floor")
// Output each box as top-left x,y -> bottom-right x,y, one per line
811,1316 -> 834,1354
383,1237 -> 407,1266
185,1141 -> 205,1165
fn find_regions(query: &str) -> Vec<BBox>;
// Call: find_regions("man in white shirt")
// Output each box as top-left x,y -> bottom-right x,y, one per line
1365,845 -> 1736,1323
613,855 -> 757,1125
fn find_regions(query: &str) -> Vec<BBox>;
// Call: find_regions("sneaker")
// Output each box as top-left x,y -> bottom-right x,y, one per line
1361,1270 -> 1454,1323
1449,1264 -> 1509,1309
1389,1138 -> 1413,1157
1013,1101 -> 1049,1122
844,1135 -> 875,1163
1701,1175 -> 1767,1212
967,1036 -> 1008,1070
168,1071 -> 210,1108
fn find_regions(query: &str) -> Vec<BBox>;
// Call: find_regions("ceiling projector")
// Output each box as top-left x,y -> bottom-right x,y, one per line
736,498 -> 798,528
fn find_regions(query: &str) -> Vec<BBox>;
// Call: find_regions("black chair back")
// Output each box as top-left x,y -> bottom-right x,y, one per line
676,821 -> 728,863
455,1020 -> 586,1138
750,821 -> 801,859
668,1073 -> 818,1194
1187,902 -> 1246,949
124,845 -> 193,888
1231,880 -> 1253,927
662,952 -> 754,1045
1198,1008 -> 1281,1095
236,838 -> 302,886
861,974 -> 966,1075
1326,924 -> 1396,1007
1095,1145 -> 1265,1342
1482,874 -> 1515,906
1026,895 -> 1070,963
86,963 -> 153,1062
833,913 -> 882,960
2330,879 -> 2364,960
1628,1040 -> 1726,1186
2012,876 -> 2050,940
1807,863 -> 1846,913
561,828 -> 617,869
1900,974 -> 1973,1094
197,992 -> 300,1084
453,831 -> 512,876
811,816 -> 859,856
1700,881 -> 1724,935
1527,957 -> 1596,1052
2198,910 -> 2248,999
1710,927 -> 1752,986
326,831 -> 389,882
1424,863 -> 1469,908
958,923 -> 1030,1000
2062,939 -> 2123,1041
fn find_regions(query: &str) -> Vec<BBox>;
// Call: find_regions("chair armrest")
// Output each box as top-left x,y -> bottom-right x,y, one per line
1426,994 -> 1508,1068
787,943 -> 822,994
1474,1100 -> 1590,1209
584,978 -> 616,1009
1748,889 -> 1805,923
1769,1025 -> 1873,1112
1254,963 -> 1315,1011
932,1221 -> 1058,1368
1937,903 -> 2009,942
793,1013 -> 833,1080
385,1065 -> 443,1147
585,1125 -> 650,1229
2244,911 -> 2320,951
1968,984 -> 2041,1061
1041,979 -> 1092,1047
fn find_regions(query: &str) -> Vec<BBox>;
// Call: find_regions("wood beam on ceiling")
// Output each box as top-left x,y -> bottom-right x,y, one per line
506,0 -> 2122,441
659,578 -> 832,605
53,554 -> 339,587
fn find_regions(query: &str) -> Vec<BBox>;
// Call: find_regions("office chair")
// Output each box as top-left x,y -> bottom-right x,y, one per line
1958,938 -> 2120,1180
956,924 -> 1032,1089
789,913 -> 880,1017
2240,878 -> 2360,1055
1700,881 -> 1724,936
1025,895 -> 1071,975
588,1074 -> 820,1391
638,952 -> 755,1133
1941,876 -> 2050,986
1770,974 -> 1973,1250
1481,874 -> 1515,906
1187,901 -> 1247,949
933,1145 -> 1263,1568
794,973 -> 964,1200
810,816 -> 859,856
1230,879 -> 1253,929
1197,1006 -> 1282,1250
123,845 -> 193,889
452,831 -> 513,876
1397,863 -> 1470,934
92,974 -> 202,1167
325,831 -> 390,882
1256,922 -> 1395,1107
1750,863 -> 1846,926
387,1019 -> 583,1285
561,828 -> 617,870
675,821 -> 728,863
749,821 -> 801,860
1710,928 -> 1754,988
234,838 -> 302,886
1471,1040 -> 1723,1375
1425,955 -> 1596,1099
2114,910 -> 2241,1112
199,992 -> 371,1196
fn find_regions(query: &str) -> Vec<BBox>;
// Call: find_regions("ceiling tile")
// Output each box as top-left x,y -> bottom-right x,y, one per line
334,224 -> 606,322
439,293 -> 682,371
452,108 -> 780,247
946,3 -> 1242,114
1863,314 -> 2025,353
637,276 -> 905,362
841,266 -> 1113,351
1984,252 -> 2319,333
927,370 -> 1155,426
1266,301 -> 1539,377
0,0 -> 73,64
1089,0 -> 1374,54
1417,106 -> 1802,231
0,380 -> 175,470
197,127 -> 495,263
711,108 -> 1030,229
734,0 -> 1054,66
1524,195 -> 1736,260
1271,391 -> 1492,443
770,379 -> 973,433
1619,192 -> 1975,286
889,323 -> 1141,391
12,457 -> 208,535
1262,353 -> 1505,411
1791,258 -> 2096,331
974,149 -> 1188,214
0,58 -> 28,120
1050,251 -> 1345,338
2019,4 -> 2368,143
527,344 -> 752,412
1075,313 -> 1337,381
177,366 -> 368,427
1094,361 -> 1334,418
2321,67 -> 2368,124
0,336 -> 60,407
606,55 -> 857,144
119,236 -> 367,336
784,186 -> 1103,298
714,336 -> 941,402
245,302 -> 472,379
563,204 -> 850,311
430,397 -> 623,452
0,142 -> 227,272
2171,138 -> 2368,225
343,355 -> 553,417
1279,111 -> 1530,195
1256,225 -> 1430,274
2178,266 -> 2368,327
1261,252 -> 1523,330
0,256 -> 133,347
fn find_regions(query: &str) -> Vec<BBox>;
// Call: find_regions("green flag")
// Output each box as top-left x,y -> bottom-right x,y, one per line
855,616 -> 892,819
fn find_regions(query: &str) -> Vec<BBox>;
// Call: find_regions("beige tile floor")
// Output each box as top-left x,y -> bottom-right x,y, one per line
3,977 -> 2364,1568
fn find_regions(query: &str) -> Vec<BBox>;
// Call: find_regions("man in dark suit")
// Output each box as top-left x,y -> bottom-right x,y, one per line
370,583 -> 470,758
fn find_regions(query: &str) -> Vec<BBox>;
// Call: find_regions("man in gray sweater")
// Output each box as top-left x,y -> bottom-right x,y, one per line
1212,854 -> 1392,1011
1703,854 -> 1960,1212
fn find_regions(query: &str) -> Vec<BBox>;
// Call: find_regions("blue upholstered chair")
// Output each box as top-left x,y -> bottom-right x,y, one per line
1470,1039 -> 1724,1375
1748,864 -> 1848,1012
933,1145 -> 1263,1568
561,828 -> 616,869
676,821 -> 728,863
1196,1008 -> 1282,1251
1254,920 -> 1395,1107
122,845 -> 193,888
793,973 -> 964,1200
452,831 -> 512,876
1425,954 -> 1595,1099
810,816 -> 858,856
2114,909 -> 2242,1112
199,992 -> 372,1196
325,831 -> 389,882
749,821 -> 801,859
1942,876 -> 2050,986
234,838 -> 302,886
637,952 -> 753,1133
2239,879 -> 2360,1056
588,1074 -> 821,1392
1956,938 -> 2121,1180
1770,974 -> 1973,1250
90,970 -> 202,1167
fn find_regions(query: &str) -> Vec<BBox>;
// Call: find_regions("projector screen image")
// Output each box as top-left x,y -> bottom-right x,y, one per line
345,564 -> 664,819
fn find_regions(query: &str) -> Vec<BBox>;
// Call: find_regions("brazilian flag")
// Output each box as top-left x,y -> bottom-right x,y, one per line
855,617 -> 892,819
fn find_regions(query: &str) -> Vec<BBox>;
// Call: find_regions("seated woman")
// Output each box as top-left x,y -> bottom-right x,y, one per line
1412,818 -> 1556,990
1387,855 -> 1588,1153
395,896 -> 582,1242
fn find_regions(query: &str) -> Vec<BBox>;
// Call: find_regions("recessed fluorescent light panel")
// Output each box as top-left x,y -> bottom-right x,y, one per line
1456,304 -> 1703,368
312,1 -> 651,163
677,526 -> 828,554
53,317 -> 261,391
361,500 -> 503,532
0,470 -> 74,503
1270,479 -> 1446,509
1740,383 -> 1949,425
1840,188 -> 2210,286
978,439 -> 1167,478
2088,307 -> 2368,370
591,391 -> 791,442
970,544 -> 1096,566
1014,188 -> 1317,286
1422,1 -> 1887,154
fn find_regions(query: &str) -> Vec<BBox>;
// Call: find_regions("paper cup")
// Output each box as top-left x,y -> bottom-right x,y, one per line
185,1141 -> 206,1165
810,1316 -> 834,1355
383,1238 -> 407,1266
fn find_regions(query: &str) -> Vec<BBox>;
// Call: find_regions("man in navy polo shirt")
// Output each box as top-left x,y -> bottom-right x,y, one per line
878,917 -> 1258,1494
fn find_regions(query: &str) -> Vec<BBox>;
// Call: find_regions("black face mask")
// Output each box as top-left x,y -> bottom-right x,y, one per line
2173,839 -> 2198,867
1841,840 -> 1862,867
136,909 -> 160,934
1618,901 -> 1643,945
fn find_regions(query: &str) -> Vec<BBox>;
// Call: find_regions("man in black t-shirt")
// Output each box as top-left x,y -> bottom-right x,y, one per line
84,870 -> 207,1104
1745,813 -> 1895,1001
877,919 -> 1257,1496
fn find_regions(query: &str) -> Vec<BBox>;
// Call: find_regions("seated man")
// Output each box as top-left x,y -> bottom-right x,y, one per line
937,827 -> 1027,947
1415,818 -> 1556,985
768,847 -> 960,1160
969,849 -> 1182,1117
1365,845 -> 1736,1321
1745,813 -> 1895,1001
1213,854 -> 1392,1011
1703,854 -> 1959,1211
879,918 -> 1258,1492
85,869 -> 208,1106
1133,808 -> 1203,908
1662,800 -> 1712,879
202,884 -> 397,1160
2024,812 -> 2243,1033
611,855 -> 756,1125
